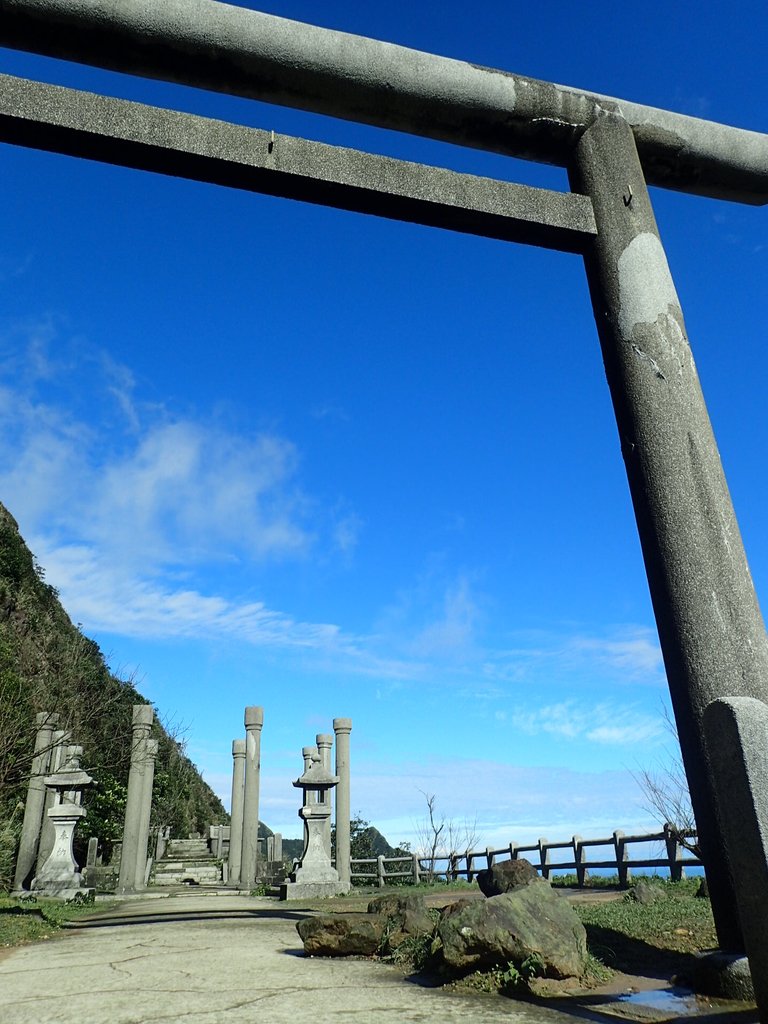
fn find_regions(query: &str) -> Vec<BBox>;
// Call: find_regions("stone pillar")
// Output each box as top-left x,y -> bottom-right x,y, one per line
133,737 -> 158,889
239,706 -> 263,889
302,746 -> 316,801
333,718 -> 352,886
704,697 -> 768,1014
569,112 -> 768,950
13,712 -> 58,891
118,704 -> 154,893
316,733 -> 333,859
35,728 -> 70,875
227,738 -> 246,886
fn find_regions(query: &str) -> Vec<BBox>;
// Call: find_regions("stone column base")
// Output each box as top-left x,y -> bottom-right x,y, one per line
280,880 -> 350,900
29,885 -> 96,901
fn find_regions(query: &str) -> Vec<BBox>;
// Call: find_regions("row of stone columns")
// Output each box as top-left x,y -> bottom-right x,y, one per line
117,705 -> 159,893
227,706 -> 263,888
225,711 -> 351,891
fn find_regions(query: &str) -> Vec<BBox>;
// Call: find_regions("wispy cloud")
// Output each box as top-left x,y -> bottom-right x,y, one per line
30,539 -> 341,646
410,575 -> 480,658
511,700 -> 664,746
486,625 -> 664,684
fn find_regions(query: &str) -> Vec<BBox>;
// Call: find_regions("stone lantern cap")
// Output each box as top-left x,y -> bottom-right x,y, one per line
44,748 -> 94,792
293,759 -> 339,789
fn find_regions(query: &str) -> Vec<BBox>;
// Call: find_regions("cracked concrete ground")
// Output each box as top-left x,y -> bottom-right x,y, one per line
0,893 -> 579,1024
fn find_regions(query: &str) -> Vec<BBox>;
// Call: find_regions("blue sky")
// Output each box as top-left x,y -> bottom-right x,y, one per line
1,0 -> 766,851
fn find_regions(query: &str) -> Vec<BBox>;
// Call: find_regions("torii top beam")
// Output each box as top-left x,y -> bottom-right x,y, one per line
0,0 -> 766,206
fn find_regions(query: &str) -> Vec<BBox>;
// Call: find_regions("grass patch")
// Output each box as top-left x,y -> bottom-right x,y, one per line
576,878 -> 716,976
0,894 -> 107,950
551,873 -> 622,888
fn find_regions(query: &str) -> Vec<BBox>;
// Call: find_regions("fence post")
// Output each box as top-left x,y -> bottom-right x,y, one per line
411,853 -> 421,885
664,823 -> 684,882
614,830 -> 631,888
538,838 -> 550,880
509,842 -> 519,861
448,854 -> 457,882
573,834 -> 588,887
486,846 -> 493,869
465,848 -> 473,882
376,854 -> 385,888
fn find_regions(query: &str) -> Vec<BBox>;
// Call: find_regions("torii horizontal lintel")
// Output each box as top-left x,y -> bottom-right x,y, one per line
0,73 -> 597,253
0,0 -> 766,206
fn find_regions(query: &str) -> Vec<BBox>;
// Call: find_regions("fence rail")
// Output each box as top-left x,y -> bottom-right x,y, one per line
350,825 -> 700,889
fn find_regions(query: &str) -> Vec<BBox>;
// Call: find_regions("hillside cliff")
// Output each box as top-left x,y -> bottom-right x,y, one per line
0,502 -> 226,886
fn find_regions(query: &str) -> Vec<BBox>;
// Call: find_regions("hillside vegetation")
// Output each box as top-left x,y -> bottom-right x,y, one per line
0,502 -> 226,889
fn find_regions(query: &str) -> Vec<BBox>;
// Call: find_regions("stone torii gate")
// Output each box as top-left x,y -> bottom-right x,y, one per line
1,0 -> 767,957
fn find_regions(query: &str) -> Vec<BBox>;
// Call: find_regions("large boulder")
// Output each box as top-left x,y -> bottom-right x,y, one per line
367,893 -> 434,950
476,858 -> 538,896
436,878 -> 587,980
297,914 -> 386,956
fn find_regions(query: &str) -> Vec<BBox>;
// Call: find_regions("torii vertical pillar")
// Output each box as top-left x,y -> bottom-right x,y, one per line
333,718 -> 352,887
570,112 -> 768,951
239,706 -> 263,890
118,705 -> 154,893
13,712 -> 59,891
227,738 -> 246,886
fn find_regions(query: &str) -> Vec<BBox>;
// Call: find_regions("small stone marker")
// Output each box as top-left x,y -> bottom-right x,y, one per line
703,696 -> 768,1015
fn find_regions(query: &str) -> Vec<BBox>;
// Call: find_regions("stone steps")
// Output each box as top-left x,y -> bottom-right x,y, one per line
165,840 -> 210,858
153,859 -> 222,886
152,838 -> 222,886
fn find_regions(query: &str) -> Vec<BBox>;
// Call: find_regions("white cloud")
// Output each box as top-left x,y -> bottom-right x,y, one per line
32,538 -> 341,646
0,321 -> 325,562
568,629 -> 664,676
85,420 -> 309,565
487,625 -> 664,685
411,576 -> 479,658
511,700 -> 664,747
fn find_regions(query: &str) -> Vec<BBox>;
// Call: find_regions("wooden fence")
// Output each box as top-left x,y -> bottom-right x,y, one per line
350,825 -> 700,889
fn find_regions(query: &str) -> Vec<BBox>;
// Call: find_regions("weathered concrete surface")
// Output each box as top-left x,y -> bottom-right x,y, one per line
0,894 -> 575,1024
1,0 -> 767,203
0,74 -> 596,255
569,112 -> 768,950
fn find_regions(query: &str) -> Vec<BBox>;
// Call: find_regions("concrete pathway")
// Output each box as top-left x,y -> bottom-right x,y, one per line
0,893 -> 578,1024
1,892 -> 754,1024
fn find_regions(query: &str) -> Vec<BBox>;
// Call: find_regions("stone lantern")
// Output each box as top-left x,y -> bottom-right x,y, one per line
280,749 -> 349,899
33,746 -> 94,899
